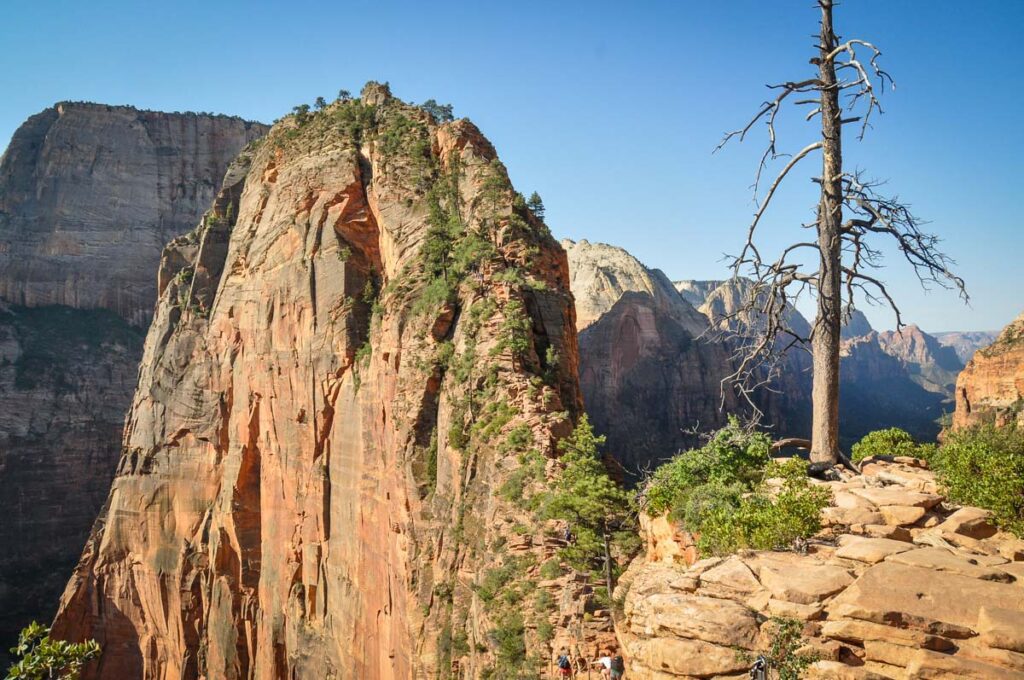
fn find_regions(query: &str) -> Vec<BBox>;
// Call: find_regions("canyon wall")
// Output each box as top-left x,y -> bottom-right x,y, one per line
0,104 -> 267,662
954,311 -> 1024,429
53,84 -> 586,679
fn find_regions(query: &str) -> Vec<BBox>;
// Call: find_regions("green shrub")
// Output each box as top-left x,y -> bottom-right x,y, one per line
934,424 -> 1024,536
851,427 -> 933,462
644,420 -> 830,557
755,617 -> 820,680
538,559 -> 563,580
5,622 -> 100,680
696,459 -> 831,555
644,417 -> 770,516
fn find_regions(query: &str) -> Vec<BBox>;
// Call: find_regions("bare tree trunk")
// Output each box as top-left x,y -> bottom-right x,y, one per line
810,0 -> 843,465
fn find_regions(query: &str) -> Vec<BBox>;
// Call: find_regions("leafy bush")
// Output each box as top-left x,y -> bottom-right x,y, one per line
752,617 -> 820,680
696,459 -> 831,556
851,427 -> 934,462
5,622 -> 100,680
934,424 -> 1024,536
644,417 -> 770,516
643,419 -> 830,557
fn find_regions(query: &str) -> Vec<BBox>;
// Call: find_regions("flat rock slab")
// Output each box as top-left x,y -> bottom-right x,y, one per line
979,607 -> 1024,653
850,486 -> 942,509
754,554 -> 854,605
627,636 -> 752,677
938,507 -> 997,539
829,561 -> 1024,633
836,537 -> 914,564
889,547 -> 1014,581
628,592 -> 759,649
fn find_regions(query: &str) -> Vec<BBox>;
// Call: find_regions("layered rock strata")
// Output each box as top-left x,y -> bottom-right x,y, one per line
619,458 -> 1024,679
954,311 -> 1024,429
53,84 -> 586,679
0,104 -> 266,663
0,102 -> 268,325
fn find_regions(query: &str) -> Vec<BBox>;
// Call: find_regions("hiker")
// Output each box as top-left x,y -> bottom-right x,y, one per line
610,652 -> 625,679
593,651 -> 613,679
556,648 -> 573,677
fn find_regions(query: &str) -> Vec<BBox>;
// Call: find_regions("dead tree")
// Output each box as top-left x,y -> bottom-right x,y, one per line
714,0 -> 966,464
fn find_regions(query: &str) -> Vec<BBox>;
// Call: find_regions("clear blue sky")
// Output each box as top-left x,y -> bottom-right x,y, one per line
3,1 -> 1021,332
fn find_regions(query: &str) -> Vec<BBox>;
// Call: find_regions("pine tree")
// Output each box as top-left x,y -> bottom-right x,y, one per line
420,99 -> 455,123
542,416 -> 634,591
314,96 -> 327,110
526,192 -> 545,220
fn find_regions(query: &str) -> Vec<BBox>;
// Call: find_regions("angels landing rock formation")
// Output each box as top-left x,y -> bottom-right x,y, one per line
954,310 -> 1024,430
53,83 -> 584,679
0,104 -> 266,663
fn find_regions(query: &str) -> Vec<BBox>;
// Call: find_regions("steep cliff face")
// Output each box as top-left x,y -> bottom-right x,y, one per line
0,102 -> 268,325
53,84 -> 584,679
954,311 -> 1024,430
0,105 -> 267,664
0,303 -> 144,662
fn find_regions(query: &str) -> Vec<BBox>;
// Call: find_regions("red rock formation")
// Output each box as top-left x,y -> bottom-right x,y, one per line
0,105 -> 267,664
954,311 -> 1024,429
53,83 -> 583,679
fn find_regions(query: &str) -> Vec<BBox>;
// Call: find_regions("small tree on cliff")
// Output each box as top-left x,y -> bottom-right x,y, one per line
5,622 -> 100,680
715,0 -> 966,464
314,96 -> 327,111
526,192 -> 545,220
542,416 -> 635,596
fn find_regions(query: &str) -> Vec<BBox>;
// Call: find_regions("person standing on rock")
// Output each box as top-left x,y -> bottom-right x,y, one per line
556,648 -> 573,677
610,652 -> 625,680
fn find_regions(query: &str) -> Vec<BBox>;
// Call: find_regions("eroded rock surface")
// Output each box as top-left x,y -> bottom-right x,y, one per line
0,104 -> 267,663
954,311 -> 1024,429
53,84 -> 586,679
0,102 -> 268,325
618,459 -> 1024,679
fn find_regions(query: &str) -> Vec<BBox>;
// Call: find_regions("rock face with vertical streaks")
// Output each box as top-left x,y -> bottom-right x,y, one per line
0,103 -> 267,664
53,83 -> 584,679
954,311 -> 1024,430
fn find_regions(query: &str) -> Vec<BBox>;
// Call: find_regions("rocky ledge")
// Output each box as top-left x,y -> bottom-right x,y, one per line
618,459 -> 1024,679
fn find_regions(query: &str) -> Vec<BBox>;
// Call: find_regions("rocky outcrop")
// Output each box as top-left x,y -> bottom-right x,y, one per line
618,458 -> 1024,679
933,330 -> 998,364
0,105 -> 267,664
675,278 -> 812,339
0,102 -> 268,326
53,84 -> 586,679
565,242 -> 746,476
954,311 -> 1024,429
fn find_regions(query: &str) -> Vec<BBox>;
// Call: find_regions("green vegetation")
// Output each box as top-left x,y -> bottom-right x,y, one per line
851,427 -> 936,462
933,424 -> 1024,536
421,99 -> 455,123
526,192 -> 545,220
741,617 -> 820,680
643,418 -> 830,556
540,416 -> 637,574
5,622 -> 100,680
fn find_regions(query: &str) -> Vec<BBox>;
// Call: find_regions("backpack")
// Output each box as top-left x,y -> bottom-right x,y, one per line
558,655 -> 571,670
611,656 -> 625,672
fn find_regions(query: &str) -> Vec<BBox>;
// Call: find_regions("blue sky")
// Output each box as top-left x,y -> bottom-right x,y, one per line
3,1 -> 1021,332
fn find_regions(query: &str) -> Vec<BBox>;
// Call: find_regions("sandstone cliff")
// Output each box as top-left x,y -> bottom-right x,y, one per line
954,311 -> 1024,429
619,458 -> 1024,679
53,84 -> 587,679
564,241 -> 745,475
876,324 -> 964,395
0,105 -> 267,664
0,102 -> 268,325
